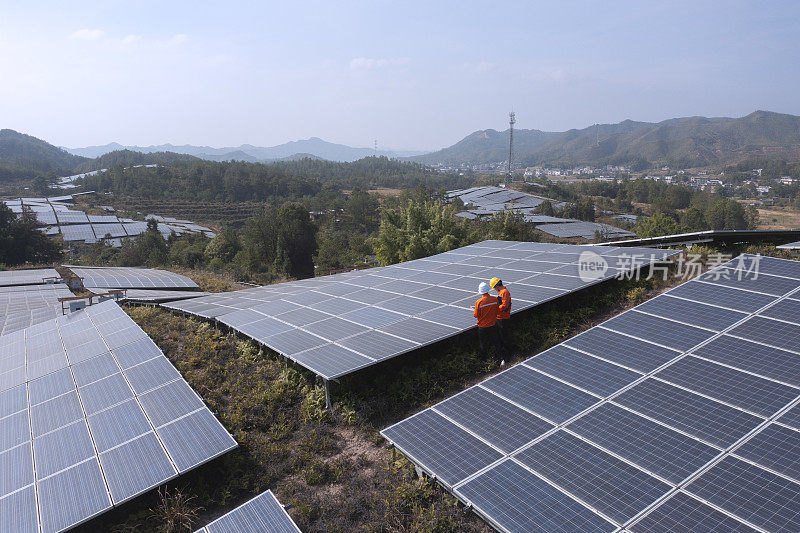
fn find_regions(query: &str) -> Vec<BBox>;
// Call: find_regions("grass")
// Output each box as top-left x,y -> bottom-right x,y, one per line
85,249 -> 791,532
756,206 -> 800,230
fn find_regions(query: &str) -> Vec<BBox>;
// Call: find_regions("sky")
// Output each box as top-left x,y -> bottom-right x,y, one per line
1,1 -> 799,151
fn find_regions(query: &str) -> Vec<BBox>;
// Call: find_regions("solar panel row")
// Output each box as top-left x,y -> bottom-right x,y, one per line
0,284 -> 75,336
0,301 -> 237,533
163,241 -> 678,380
194,490 -> 301,533
0,269 -> 61,287
381,254 -> 800,533
65,266 -> 199,289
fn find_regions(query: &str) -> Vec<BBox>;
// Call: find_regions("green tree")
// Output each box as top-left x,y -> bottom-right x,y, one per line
634,212 -> 680,238
0,205 -> 61,266
374,197 -> 468,265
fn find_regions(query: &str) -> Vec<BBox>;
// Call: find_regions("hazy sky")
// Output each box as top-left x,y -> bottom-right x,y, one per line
1,1 -> 799,150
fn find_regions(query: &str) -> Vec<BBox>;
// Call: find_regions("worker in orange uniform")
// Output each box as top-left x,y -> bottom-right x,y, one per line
490,277 -> 511,350
474,282 -> 500,360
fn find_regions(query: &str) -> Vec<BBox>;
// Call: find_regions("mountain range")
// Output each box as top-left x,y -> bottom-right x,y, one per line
64,138 -> 428,163
410,110 -> 800,168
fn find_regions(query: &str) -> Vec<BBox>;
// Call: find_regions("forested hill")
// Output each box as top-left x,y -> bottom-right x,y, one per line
412,110 -> 800,168
78,156 -> 473,202
0,129 -> 88,179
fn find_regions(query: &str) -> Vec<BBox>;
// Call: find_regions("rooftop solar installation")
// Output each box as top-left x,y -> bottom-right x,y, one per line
381,254 -> 800,533
65,266 -> 199,289
0,301 -> 237,532
194,490 -> 301,533
0,269 -> 60,287
0,283 -> 75,336
163,242 -> 677,380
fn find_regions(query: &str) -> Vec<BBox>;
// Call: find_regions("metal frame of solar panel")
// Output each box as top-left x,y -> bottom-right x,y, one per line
163,242 -> 677,386
193,490 -> 301,533
65,266 -> 199,289
0,300 -> 237,533
381,254 -> 800,533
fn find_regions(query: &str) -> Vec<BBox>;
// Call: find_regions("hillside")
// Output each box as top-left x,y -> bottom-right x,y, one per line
65,137 -> 429,162
0,129 -> 88,179
412,110 -> 800,168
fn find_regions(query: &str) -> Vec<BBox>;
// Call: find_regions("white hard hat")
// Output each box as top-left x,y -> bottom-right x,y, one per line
478,282 -> 490,294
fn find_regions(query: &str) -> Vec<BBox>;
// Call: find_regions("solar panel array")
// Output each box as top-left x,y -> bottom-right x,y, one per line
86,288 -> 210,303
194,490 -> 301,533
0,301 -> 237,533
537,221 -> 635,240
446,187 -> 634,240
2,196 -> 216,247
0,284 -> 75,336
164,241 -> 677,380
65,266 -> 199,289
0,270 -> 60,287
381,254 -> 800,533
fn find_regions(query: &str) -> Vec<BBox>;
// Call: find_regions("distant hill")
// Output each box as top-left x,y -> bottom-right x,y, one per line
412,111 -> 800,169
65,137 -> 428,163
0,129 -> 88,179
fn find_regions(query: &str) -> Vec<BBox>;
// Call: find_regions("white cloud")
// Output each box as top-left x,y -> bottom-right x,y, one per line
69,29 -> 105,41
121,34 -> 141,45
170,34 -> 188,45
349,57 -> 410,70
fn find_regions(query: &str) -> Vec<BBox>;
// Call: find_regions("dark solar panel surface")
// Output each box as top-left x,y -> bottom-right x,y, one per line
195,490 -> 301,533
381,254 -> 800,533
163,241 -> 678,379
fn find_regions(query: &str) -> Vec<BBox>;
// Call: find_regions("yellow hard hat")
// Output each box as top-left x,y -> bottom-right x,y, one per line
489,277 -> 501,289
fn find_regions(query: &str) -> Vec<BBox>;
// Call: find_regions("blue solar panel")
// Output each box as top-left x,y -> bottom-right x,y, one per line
666,280 -> 775,312
686,456 -> 800,533
692,335 -> 800,387
602,311 -> 715,351
614,379 -> 763,447
654,356 -> 799,417
729,316 -> 800,353
563,327 -> 679,372
382,410 -> 503,487
456,459 -> 616,533
524,345 -> 642,396
635,294 -> 748,331
482,365 -> 598,423
435,387 -> 554,453
630,492 -> 758,532
567,403 -> 719,484
515,431 -> 670,524
734,423 -> 800,482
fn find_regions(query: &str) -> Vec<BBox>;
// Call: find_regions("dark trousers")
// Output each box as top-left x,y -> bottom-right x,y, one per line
496,318 -> 509,349
477,325 -> 501,359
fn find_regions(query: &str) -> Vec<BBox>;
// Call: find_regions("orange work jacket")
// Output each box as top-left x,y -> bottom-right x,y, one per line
497,286 -> 511,320
473,294 -> 498,328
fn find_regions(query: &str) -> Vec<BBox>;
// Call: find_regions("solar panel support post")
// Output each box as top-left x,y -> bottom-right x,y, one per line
323,379 -> 333,412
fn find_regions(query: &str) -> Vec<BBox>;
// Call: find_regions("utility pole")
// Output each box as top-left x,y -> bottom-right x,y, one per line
507,111 -> 515,186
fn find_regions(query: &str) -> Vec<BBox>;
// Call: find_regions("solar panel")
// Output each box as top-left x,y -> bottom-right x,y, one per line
0,269 -> 61,287
685,456 -> 800,532
382,254 -> 800,533
162,242 -> 677,380
194,490 -> 301,533
65,266 -> 199,289
0,301 -> 237,532
629,492 -> 759,532
0,283 -> 74,336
